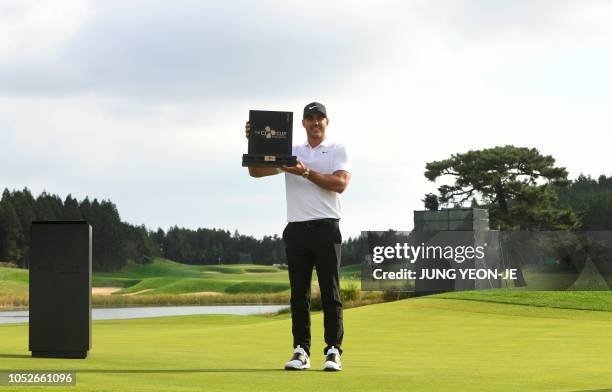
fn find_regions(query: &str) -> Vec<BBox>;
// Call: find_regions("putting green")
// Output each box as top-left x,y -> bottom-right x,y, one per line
1,298 -> 612,391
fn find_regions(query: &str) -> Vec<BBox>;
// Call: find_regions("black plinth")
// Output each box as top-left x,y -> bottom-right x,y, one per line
242,110 -> 297,167
32,350 -> 88,359
29,221 -> 92,359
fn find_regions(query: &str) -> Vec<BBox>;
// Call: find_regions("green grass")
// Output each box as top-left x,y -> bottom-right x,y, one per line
0,268 -> 28,284
339,264 -> 361,279
96,259 -> 294,296
113,277 -> 185,294
224,281 -> 290,294
95,259 -> 205,278
6,259 -> 612,312
0,267 -> 29,309
0,260 -> 366,308
114,278 -> 290,295
433,289 -> 612,312
95,260 -> 292,282
1,259 -> 295,297
91,277 -> 141,288
2,298 -> 612,391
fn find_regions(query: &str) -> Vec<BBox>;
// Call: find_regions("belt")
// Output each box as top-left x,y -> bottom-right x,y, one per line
290,218 -> 339,228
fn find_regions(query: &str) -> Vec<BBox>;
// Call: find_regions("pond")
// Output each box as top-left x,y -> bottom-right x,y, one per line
0,305 -> 288,324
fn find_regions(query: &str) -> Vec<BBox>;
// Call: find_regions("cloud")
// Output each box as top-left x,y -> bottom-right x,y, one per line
0,0 -> 405,101
0,1 -> 92,61
1,0 -> 611,238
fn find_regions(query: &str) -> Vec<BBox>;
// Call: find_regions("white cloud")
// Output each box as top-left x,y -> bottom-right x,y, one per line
0,0 -> 611,239
0,1 -> 92,62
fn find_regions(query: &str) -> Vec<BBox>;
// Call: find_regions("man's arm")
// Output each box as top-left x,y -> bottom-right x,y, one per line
248,166 -> 280,178
308,169 -> 351,194
282,162 -> 351,194
244,120 -> 281,178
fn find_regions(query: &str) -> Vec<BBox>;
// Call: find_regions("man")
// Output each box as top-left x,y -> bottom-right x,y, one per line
244,102 -> 351,371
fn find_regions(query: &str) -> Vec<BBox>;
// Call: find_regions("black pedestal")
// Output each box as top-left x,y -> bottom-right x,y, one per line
32,350 -> 88,359
29,221 -> 92,359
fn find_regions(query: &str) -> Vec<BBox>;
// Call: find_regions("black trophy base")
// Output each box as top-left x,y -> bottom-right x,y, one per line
32,350 -> 88,359
242,154 -> 297,167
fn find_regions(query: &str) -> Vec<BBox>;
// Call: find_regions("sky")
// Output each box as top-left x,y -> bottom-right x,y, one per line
1,0 -> 611,239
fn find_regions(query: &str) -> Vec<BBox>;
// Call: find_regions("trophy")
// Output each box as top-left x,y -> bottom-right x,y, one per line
242,110 -> 297,167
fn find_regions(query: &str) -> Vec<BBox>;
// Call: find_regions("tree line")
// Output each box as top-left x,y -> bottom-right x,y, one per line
555,174 -> 612,230
1,163 -> 610,271
154,226 -> 286,266
0,189 -> 160,271
0,188 -> 367,270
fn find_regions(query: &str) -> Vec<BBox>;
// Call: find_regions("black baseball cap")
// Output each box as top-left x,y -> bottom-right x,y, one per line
303,102 -> 327,118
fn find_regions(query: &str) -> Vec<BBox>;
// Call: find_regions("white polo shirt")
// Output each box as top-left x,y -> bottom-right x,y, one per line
284,138 -> 351,222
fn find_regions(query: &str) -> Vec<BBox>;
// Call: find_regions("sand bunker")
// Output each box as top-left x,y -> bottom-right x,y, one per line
91,287 -> 154,296
92,287 -> 122,295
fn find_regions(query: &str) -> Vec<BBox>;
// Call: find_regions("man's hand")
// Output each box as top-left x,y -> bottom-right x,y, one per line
281,161 -> 307,176
244,120 -> 279,178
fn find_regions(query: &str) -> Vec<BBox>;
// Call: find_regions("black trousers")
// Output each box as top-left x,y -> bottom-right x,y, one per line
282,219 -> 344,356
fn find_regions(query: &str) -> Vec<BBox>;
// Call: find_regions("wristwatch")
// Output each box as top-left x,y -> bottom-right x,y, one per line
301,168 -> 310,179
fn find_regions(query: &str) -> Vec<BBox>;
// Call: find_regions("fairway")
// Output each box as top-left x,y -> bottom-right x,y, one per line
93,259 -> 293,295
1,259 -> 367,308
2,298 -> 612,391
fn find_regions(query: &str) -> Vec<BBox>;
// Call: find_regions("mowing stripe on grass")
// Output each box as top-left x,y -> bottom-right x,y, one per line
1,298 -> 611,391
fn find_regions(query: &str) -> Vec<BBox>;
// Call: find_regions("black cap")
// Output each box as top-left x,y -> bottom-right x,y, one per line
303,102 -> 327,118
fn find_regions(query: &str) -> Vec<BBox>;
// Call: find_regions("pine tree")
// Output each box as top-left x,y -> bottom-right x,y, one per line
425,145 -> 578,230
9,188 -> 36,267
34,191 -> 62,220
79,197 -> 92,222
0,196 -> 24,263
62,194 -> 83,221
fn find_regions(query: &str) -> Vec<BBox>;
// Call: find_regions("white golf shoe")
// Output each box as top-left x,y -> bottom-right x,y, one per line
284,345 -> 310,370
323,346 -> 342,371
